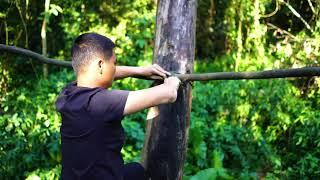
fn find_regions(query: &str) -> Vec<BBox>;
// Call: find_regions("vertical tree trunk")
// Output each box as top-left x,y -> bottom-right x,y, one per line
42,0 -> 50,79
142,0 -> 197,179
235,0 -> 243,72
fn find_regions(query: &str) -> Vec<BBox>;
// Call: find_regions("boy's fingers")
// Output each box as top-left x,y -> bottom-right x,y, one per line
174,77 -> 181,87
164,77 -> 169,84
152,66 -> 167,78
159,67 -> 171,76
164,70 -> 171,76
153,64 -> 171,76
153,69 -> 166,79
157,71 -> 167,79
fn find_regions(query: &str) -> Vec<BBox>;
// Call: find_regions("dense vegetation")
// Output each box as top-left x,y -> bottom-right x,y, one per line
0,0 -> 319,179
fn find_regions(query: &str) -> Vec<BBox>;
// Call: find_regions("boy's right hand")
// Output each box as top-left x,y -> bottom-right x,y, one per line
164,76 -> 181,102
164,76 -> 181,90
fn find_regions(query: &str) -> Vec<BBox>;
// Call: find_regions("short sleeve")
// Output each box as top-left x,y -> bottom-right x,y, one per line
89,89 -> 129,123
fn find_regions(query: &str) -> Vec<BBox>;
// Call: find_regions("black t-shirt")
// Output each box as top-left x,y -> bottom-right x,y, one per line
55,81 -> 129,180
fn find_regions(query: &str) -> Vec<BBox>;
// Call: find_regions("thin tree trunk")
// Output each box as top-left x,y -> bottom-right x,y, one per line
141,0 -> 197,180
15,0 -> 28,48
4,19 -> 8,45
41,0 -> 50,78
235,0 -> 243,72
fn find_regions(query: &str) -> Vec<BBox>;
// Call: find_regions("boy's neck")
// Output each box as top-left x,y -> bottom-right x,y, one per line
76,74 -> 100,88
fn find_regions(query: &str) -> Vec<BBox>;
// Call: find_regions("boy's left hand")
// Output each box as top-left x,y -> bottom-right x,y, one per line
143,64 -> 171,79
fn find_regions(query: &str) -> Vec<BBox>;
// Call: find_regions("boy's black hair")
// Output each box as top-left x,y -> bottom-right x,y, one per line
71,33 -> 115,74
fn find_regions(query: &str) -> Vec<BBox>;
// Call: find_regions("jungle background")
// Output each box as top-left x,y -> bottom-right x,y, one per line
0,0 -> 320,179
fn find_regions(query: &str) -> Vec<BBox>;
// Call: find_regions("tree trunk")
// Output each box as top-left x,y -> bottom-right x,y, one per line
41,0 -> 50,79
142,0 -> 197,180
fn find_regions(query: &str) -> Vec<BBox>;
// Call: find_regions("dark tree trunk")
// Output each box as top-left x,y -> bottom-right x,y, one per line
142,0 -> 197,180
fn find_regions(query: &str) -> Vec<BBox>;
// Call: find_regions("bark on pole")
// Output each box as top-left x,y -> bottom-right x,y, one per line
142,0 -> 197,179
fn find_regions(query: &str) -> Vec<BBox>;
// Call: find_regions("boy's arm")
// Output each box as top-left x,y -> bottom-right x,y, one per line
123,77 -> 180,115
114,64 -> 170,80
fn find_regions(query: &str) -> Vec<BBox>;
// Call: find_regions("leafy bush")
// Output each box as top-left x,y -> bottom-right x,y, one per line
184,77 -> 320,179
1,0 -> 320,179
0,69 -> 74,179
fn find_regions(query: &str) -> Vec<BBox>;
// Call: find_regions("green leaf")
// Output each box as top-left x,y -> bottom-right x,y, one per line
213,150 -> 223,169
0,12 -> 6,18
51,9 -> 58,16
190,168 -> 216,180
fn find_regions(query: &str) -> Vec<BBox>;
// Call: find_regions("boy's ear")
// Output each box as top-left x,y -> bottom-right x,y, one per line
98,59 -> 104,75
98,59 -> 103,68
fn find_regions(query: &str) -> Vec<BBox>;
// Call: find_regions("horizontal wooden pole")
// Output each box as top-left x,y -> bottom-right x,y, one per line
175,67 -> 320,81
0,44 -> 72,67
1,44 -> 320,81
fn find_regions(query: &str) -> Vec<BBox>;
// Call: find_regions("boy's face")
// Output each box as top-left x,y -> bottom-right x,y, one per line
100,52 -> 117,87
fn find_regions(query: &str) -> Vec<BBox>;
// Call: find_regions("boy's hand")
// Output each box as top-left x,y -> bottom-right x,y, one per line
164,76 -> 181,102
164,76 -> 181,90
143,64 -> 171,79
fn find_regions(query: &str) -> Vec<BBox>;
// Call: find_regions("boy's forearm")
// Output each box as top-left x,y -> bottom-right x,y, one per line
123,84 -> 176,115
114,66 -> 145,80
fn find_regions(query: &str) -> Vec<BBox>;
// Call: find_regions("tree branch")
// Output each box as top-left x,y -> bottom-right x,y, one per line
280,0 -> 313,32
307,0 -> 315,14
266,22 -> 297,40
261,0 -> 280,18
175,67 -> 320,81
1,44 -> 320,81
0,44 -> 71,67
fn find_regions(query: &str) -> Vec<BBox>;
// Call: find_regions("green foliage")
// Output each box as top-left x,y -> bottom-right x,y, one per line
25,165 -> 61,180
1,0 -> 320,179
185,72 -> 320,178
185,150 -> 233,180
0,69 -> 74,179
121,109 -> 147,162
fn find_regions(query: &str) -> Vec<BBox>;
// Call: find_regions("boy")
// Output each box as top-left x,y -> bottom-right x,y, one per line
55,33 -> 181,180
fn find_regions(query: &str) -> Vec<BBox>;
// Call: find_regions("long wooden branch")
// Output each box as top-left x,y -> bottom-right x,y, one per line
0,44 -> 72,67
175,67 -> 320,81
280,0 -> 313,32
266,23 -> 297,40
1,44 -> 320,81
